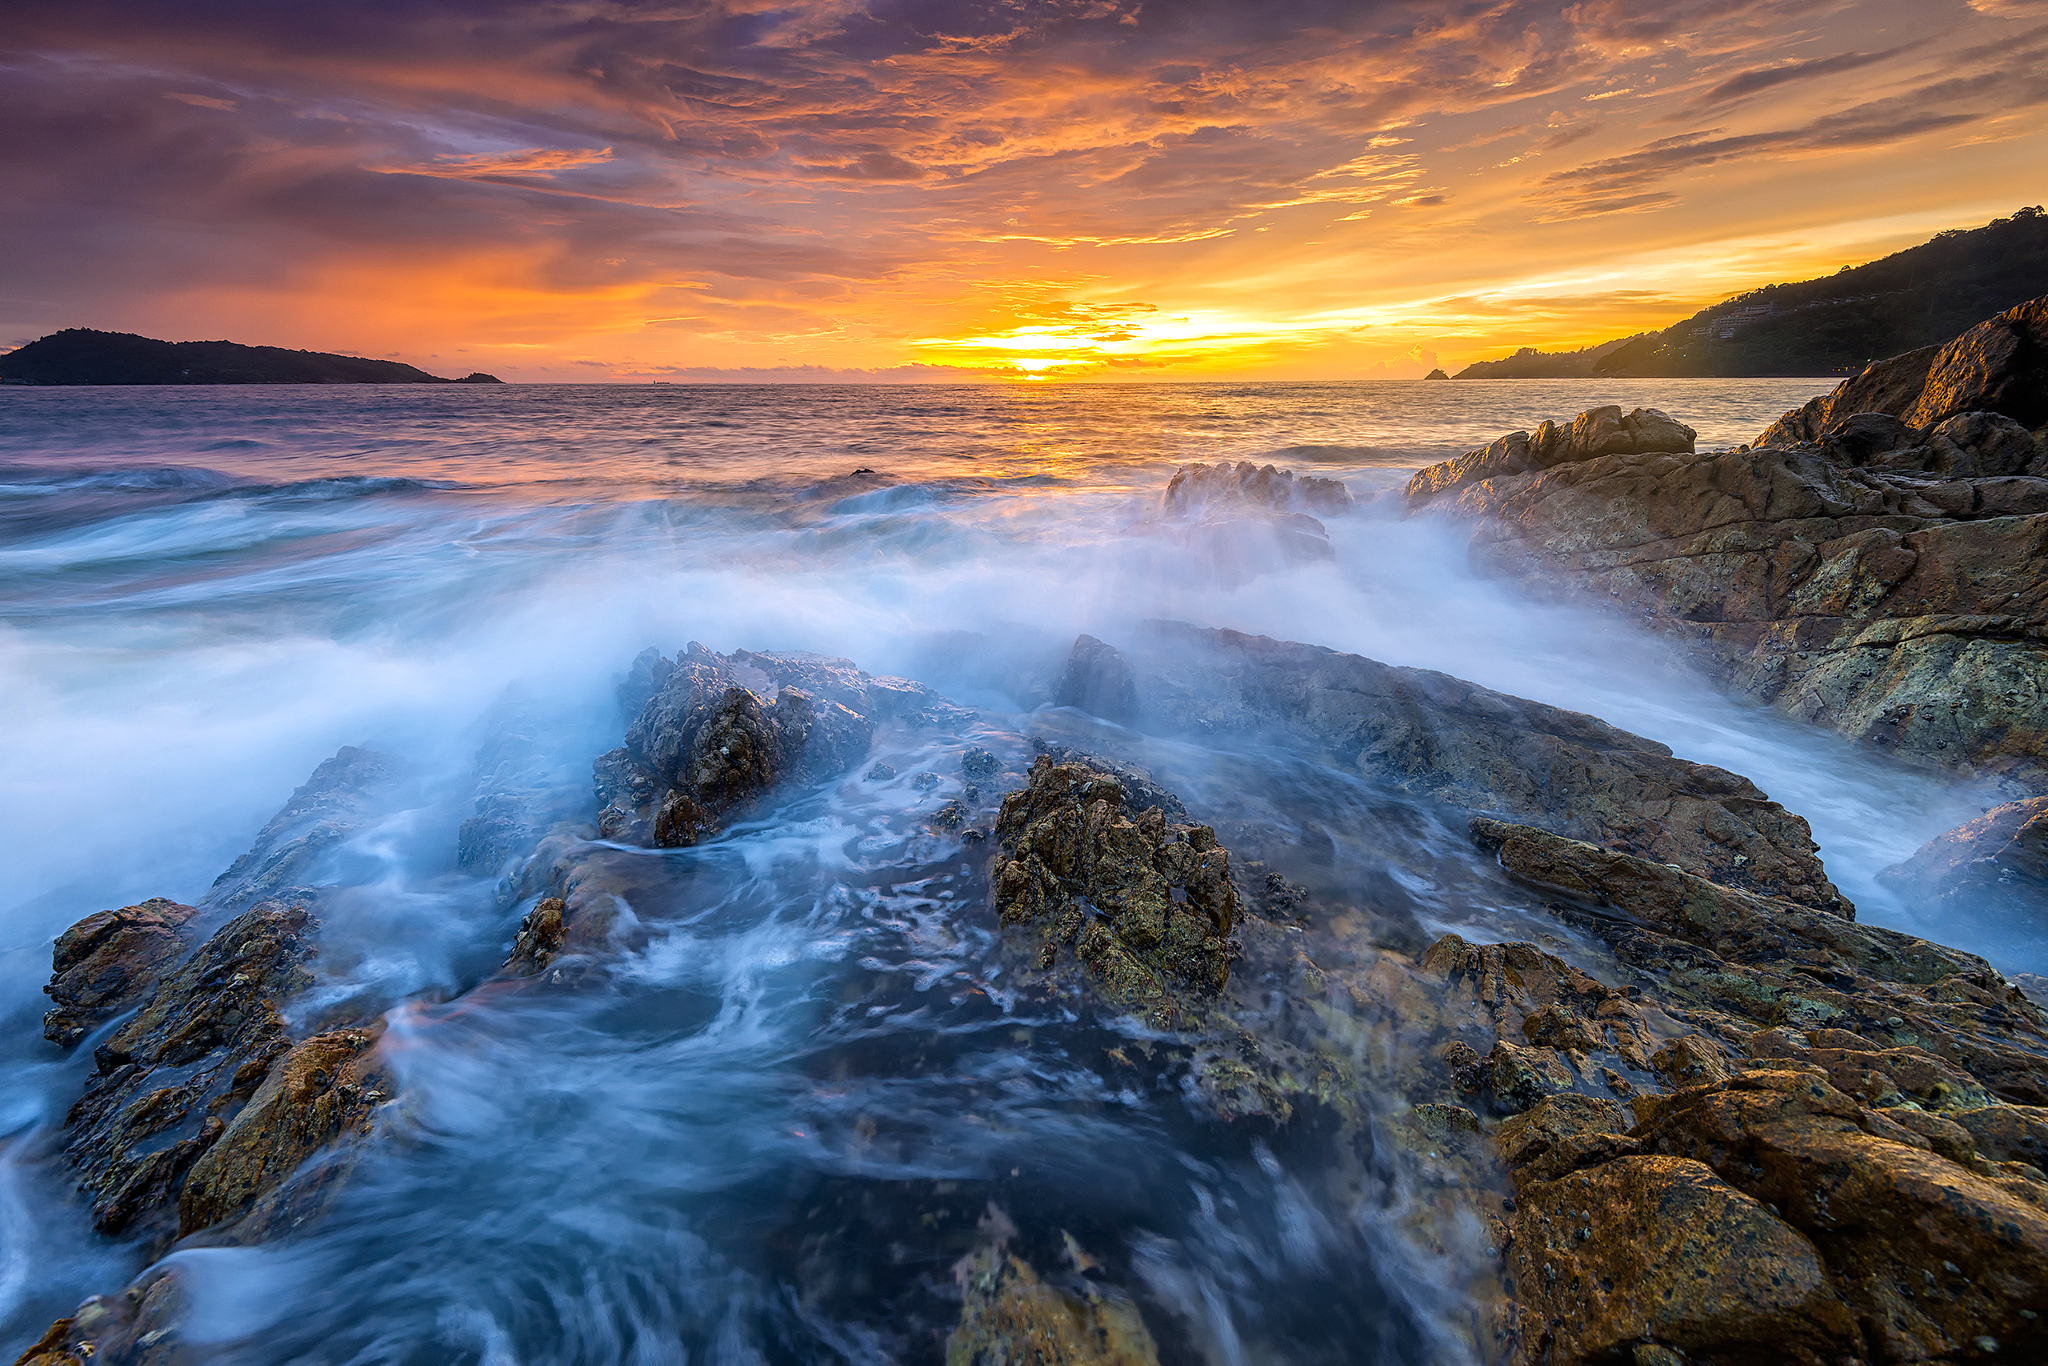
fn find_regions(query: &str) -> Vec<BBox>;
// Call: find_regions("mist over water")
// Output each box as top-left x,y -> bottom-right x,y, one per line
0,379 -> 2010,1364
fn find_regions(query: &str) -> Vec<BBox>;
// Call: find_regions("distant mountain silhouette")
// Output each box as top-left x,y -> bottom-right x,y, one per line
1454,207 -> 2048,378
0,329 -> 503,385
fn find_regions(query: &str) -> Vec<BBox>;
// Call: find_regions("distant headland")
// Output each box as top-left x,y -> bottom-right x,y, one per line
1453,206 -> 2048,379
0,329 -> 502,386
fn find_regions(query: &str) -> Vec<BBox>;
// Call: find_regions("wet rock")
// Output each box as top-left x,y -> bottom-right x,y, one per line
1102,624 -> 1847,910
962,747 -> 999,782
203,746 -> 402,911
1880,795 -> 2048,928
595,644 -> 905,847
1055,635 -> 1137,724
864,761 -> 897,781
990,755 -> 1237,1026
913,770 -> 942,792
59,897 -> 317,1238
1410,376 -> 2048,789
947,1209 -> 1159,1366
42,898 -> 200,1048
1405,405 -> 1695,501
1474,818 -> 2048,1106
1628,1068 -> 2048,1362
177,1024 -> 386,1238
1161,460 -> 1351,517
503,896 -> 567,976
1510,1154 -> 1850,1365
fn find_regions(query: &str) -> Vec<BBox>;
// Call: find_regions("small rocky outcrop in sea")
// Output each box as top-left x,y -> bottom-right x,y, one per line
946,1208 -> 1159,1366
1405,356 -> 2048,792
594,644 -> 965,848
1138,460 -> 1352,580
990,754 -> 1238,1027
32,747 -> 406,1254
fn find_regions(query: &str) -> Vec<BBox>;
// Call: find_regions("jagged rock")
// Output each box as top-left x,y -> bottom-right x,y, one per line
1078,625 -> 1848,910
1161,460 -> 1352,517
1404,405 -> 1695,500
1510,1154 -> 1850,1365
1472,818 -> 2048,1106
1407,400 -> 2048,791
1907,294 -> 2048,430
1054,635 -> 1137,723
42,898 -> 199,1048
1756,344 -> 1940,447
203,746 -> 402,911
990,756 -> 1237,1026
594,644 -> 895,847
1880,795 -> 2048,927
946,1209 -> 1158,1366
504,896 -> 568,976
176,1024 -> 386,1238
1951,1103 -> 2048,1166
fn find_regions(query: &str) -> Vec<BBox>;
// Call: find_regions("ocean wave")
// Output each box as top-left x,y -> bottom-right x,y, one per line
0,464 -> 242,495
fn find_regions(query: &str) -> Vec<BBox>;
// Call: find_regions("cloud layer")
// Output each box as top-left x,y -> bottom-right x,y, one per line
3,0 -> 2043,378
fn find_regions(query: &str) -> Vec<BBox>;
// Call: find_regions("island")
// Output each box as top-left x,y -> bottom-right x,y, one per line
0,329 -> 503,386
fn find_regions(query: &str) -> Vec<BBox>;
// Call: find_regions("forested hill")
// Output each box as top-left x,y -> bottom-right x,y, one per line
0,329 -> 502,385
1453,206 -> 2048,378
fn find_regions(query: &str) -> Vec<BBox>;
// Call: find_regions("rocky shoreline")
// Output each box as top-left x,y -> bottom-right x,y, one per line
15,306 -> 2048,1365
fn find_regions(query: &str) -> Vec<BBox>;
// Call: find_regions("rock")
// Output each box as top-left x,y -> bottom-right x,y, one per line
1054,634 -> 1138,724
42,898 -> 200,1048
594,644 -> 908,847
947,1209 -> 1158,1366
203,746 -> 402,911
176,1024 -> 386,1237
962,748 -> 999,782
1405,406 -> 1694,500
1145,462 -> 1349,582
1879,795 -> 2048,926
1756,344 -> 1939,447
1160,460 -> 1352,517
1630,1069 -> 2048,1362
1407,401 -> 2048,791
1950,1103 -> 2048,1167
990,755 -> 1237,1026
1510,1155 -> 1850,1365
1472,818 -> 2048,1106
1424,367 -> 1450,380
864,761 -> 897,781
1092,625 -> 1849,910
1906,294 -> 2048,430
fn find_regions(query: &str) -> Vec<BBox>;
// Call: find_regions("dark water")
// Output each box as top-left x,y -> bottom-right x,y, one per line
0,380 -> 2004,1364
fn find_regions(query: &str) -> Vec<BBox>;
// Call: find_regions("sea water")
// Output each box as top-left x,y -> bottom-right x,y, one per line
0,379 -> 2006,1364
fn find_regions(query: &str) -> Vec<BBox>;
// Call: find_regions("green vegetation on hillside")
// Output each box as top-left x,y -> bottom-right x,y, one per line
1453,207 -> 2048,378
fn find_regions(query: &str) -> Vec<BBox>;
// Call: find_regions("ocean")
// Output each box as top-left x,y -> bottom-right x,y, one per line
0,379 -> 2003,1365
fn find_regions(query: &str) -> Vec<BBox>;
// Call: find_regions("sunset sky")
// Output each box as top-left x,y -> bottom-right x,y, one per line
5,0 -> 2046,381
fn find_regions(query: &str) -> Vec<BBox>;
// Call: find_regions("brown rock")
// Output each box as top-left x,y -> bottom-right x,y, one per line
1102,625 -> 1849,910
990,756 -> 1236,1025
1906,294 -> 2048,429
1407,382 -> 2048,788
1951,1103 -> 2048,1167
1880,795 -> 2048,926
594,645 -> 936,847
177,1025 -> 386,1236
947,1210 -> 1158,1366
1406,406 -> 1694,501
1510,1155 -> 1849,1365
42,898 -> 199,1048
1756,344 -> 1939,447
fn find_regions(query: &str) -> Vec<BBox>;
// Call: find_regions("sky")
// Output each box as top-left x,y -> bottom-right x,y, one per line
3,0 -> 2046,382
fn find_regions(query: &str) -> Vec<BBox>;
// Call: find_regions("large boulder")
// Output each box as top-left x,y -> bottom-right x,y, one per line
1059,625 -> 1849,911
1407,404 -> 2048,792
1880,795 -> 2048,929
1755,295 -> 2048,446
